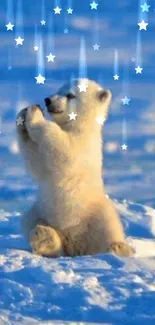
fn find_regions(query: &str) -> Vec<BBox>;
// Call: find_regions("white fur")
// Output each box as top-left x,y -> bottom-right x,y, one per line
16,79 -> 133,257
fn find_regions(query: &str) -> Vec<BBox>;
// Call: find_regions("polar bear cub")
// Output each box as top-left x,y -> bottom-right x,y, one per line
16,78 -> 134,257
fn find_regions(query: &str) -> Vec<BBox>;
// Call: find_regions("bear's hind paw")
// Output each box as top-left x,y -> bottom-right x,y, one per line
107,242 -> 135,257
30,224 -> 63,257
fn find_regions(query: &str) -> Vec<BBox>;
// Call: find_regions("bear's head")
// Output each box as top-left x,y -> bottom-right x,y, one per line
44,78 -> 112,131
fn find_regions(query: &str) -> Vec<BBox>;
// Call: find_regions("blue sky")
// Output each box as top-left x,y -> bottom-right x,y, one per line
0,0 -> 155,205
1,0 -> 155,112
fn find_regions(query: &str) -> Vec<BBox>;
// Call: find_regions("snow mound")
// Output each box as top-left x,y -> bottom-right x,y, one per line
0,200 -> 155,324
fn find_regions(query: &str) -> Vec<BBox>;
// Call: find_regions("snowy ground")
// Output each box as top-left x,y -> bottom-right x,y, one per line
1,202 -> 155,325
1,151 -> 155,325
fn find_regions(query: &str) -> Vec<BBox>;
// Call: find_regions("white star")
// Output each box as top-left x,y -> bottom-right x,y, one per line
121,96 -> 131,105
90,1 -> 98,9
46,53 -> 56,62
54,6 -> 62,14
138,20 -> 148,30
68,112 -> 77,120
40,20 -> 46,25
67,8 -> 73,14
135,66 -> 143,74
16,116 -> 25,126
121,144 -> 128,151
96,116 -> 106,125
35,74 -> 46,84
113,74 -> 119,80
64,28 -> 69,34
15,36 -> 24,45
6,22 -> 14,31
141,2 -> 150,12
131,57 -> 136,62
93,44 -> 100,50
78,82 -> 88,92
34,46 -> 39,51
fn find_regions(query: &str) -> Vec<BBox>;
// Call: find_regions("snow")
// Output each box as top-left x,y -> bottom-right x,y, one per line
0,200 -> 155,325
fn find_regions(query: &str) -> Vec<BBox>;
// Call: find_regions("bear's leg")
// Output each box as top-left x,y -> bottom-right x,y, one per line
29,224 -> 64,257
22,204 -> 65,257
98,198 -> 134,257
82,199 -> 134,257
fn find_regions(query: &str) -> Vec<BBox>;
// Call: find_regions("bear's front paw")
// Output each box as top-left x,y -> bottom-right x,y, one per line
29,224 -> 63,257
107,242 -> 135,257
16,108 -> 27,131
26,104 -> 45,126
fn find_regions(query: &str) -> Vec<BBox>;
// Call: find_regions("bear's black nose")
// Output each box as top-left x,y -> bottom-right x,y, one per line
44,97 -> 52,106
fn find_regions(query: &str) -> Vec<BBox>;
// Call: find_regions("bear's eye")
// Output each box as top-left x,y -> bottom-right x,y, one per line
66,93 -> 76,100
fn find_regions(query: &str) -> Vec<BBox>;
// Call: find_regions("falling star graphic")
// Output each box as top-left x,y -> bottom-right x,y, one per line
135,66 -> 143,74
121,61 -> 131,106
121,96 -> 131,105
64,28 -> 69,34
41,18 -> 46,24
141,2 -> 150,12
63,3 -> 70,34
93,44 -> 100,50
35,74 -> 45,84
135,32 -> 143,73
46,13 -> 56,63
121,143 -> 128,151
46,53 -> 56,62
90,1 -> 98,10
34,24 -> 39,51
78,82 -> 88,92
68,112 -> 77,120
67,75 -> 78,118
113,49 -> 119,80
138,0 -> 149,23
67,0 -> 73,13
96,116 -> 106,125
54,6 -> 62,14
6,0 -> 14,30
34,46 -> 39,51
138,20 -> 148,30
15,0 -> 24,46
113,75 -> 119,80
35,35 -> 46,84
93,14 -> 100,51
121,119 -> 128,151
8,48 -> 12,70
79,37 -> 87,79
6,22 -> 14,31
16,116 -> 25,126
15,36 -> 24,45
67,8 -> 73,14
40,0 -> 46,24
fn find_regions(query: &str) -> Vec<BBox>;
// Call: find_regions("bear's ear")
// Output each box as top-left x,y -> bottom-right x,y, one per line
97,89 -> 112,102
